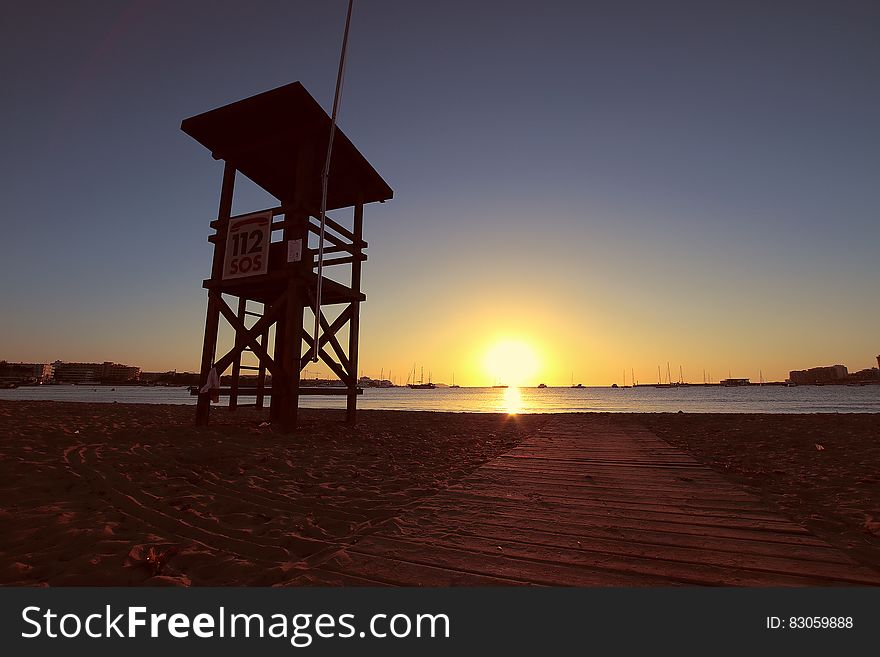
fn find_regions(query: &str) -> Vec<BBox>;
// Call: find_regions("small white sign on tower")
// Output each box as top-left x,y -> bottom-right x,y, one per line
287,238 -> 303,263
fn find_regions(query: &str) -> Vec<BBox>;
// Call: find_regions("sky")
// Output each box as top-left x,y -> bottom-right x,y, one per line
1,0 -> 878,386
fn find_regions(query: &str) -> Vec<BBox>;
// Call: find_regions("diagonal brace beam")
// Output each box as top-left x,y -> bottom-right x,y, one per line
213,292 -> 286,377
301,331 -> 352,384
302,297 -> 352,374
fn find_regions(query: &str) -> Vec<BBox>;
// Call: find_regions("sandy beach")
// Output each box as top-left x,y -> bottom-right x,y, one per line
0,401 -> 546,585
1,401 -> 878,586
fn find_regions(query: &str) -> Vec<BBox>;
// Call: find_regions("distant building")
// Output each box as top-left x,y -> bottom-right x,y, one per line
719,378 -> 750,386
847,356 -> 880,383
849,368 -> 880,382
100,361 -> 141,382
788,364 -> 848,385
140,371 -> 201,385
0,361 -> 54,383
53,361 -> 140,383
39,363 -> 54,382
53,361 -> 100,383
357,376 -> 392,388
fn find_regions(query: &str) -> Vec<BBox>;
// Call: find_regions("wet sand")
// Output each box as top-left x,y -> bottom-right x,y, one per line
0,401 -> 877,585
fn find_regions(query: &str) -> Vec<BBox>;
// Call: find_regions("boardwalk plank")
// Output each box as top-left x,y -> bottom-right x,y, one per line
312,417 -> 880,586
391,518 -> 880,584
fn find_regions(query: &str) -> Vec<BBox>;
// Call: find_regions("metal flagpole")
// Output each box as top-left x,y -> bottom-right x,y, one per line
312,0 -> 354,361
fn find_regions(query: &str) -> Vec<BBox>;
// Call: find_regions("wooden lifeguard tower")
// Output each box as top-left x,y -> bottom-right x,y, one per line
181,82 -> 392,431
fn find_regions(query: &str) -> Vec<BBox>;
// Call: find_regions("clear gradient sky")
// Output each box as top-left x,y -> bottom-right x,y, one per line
1,0 -> 878,386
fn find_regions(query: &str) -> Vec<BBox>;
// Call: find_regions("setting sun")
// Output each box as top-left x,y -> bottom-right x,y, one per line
483,339 -> 540,387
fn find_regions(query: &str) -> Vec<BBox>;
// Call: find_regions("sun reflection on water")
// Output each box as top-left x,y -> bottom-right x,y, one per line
503,386 -> 523,414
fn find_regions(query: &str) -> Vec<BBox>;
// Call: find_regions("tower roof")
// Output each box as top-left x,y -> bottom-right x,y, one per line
181,82 -> 393,211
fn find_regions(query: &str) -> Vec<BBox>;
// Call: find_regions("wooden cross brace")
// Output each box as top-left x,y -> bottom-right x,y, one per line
304,292 -> 352,366
212,291 -> 285,377
301,332 -> 350,384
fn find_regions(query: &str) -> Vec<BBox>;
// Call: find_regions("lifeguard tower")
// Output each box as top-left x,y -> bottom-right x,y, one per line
181,82 -> 392,431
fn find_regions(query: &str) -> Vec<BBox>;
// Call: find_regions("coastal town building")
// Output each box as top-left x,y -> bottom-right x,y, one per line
788,365 -> 848,385
99,362 -> 141,382
52,362 -> 97,383
358,376 -> 393,388
52,361 -> 141,383
847,356 -> 880,383
0,361 -> 54,383
849,367 -> 880,382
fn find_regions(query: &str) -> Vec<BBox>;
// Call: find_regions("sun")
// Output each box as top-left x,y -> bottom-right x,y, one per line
483,339 -> 540,387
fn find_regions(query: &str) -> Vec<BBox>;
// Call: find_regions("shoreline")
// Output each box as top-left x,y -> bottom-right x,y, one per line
2,387 -> 880,416
1,401 -> 878,585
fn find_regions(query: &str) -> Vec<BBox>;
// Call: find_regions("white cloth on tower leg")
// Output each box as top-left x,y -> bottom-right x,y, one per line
200,367 -> 221,403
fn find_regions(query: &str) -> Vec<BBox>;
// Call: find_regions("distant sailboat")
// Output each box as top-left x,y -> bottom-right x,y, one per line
408,364 -> 436,389
654,362 -> 679,388
450,372 -> 460,389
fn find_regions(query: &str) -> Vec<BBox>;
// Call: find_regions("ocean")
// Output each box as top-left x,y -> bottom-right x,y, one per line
1,384 -> 878,413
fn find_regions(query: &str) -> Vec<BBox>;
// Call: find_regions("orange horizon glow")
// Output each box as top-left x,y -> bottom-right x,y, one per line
13,314 -> 878,388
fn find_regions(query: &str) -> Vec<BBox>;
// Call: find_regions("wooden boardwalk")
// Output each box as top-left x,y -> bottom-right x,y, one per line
292,416 -> 880,586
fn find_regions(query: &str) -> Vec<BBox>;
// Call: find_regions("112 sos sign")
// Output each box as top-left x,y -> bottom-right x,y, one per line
223,212 -> 271,279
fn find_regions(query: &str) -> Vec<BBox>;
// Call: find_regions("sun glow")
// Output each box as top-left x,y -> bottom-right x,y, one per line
483,339 -> 540,387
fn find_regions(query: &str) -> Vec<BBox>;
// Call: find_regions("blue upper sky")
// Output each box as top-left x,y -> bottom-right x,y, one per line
1,0 -> 878,383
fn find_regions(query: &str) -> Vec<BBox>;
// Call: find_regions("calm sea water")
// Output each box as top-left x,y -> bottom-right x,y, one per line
1,384 -> 878,413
